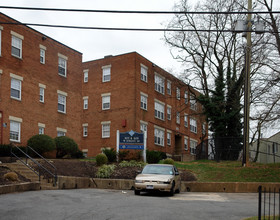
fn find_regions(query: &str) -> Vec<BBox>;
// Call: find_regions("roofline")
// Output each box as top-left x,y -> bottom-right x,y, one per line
0,12 -> 82,55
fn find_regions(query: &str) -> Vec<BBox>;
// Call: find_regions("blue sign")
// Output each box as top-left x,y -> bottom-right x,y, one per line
119,130 -> 144,150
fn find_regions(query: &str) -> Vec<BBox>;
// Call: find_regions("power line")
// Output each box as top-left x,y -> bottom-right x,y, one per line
1,22 -> 279,33
1,6 -> 280,15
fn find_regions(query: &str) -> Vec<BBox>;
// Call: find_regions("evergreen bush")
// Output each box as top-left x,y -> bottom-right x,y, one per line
102,148 -> 116,162
96,153 -> 108,166
54,136 -> 78,158
27,134 -> 55,155
146,150 -> 166,164
163,158 -> 175,165
95,164 -> 115,178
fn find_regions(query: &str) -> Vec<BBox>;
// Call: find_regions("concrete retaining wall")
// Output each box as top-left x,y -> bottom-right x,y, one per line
0,182 -> 40,194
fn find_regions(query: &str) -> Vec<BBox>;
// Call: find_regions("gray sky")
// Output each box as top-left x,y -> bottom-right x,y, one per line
0,0 -> 185,74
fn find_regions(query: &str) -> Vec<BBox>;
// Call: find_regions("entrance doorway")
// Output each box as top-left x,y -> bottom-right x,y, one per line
174,134 -> 182,155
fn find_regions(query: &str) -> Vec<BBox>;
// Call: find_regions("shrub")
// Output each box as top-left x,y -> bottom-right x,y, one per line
54,136 -> 78,158
118,150 -> 129,161
4,172 -> 18,181
163,158 -> 175,165
146,150 -> 166,164
71,149 -> 84,159
102,148 -> 116,162
0,144 -> 12,156
95,164 -> 116,178
96,153 -> 108,166
119,160 -> 146,168
27,134 -> 55,155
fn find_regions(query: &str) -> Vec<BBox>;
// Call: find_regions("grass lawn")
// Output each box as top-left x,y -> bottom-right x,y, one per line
174,160 -> 280,182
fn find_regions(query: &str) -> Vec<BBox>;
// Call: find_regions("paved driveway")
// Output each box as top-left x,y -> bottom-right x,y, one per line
0,189 -> 259,220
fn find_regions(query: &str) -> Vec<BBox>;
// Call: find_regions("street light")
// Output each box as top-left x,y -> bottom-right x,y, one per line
234,1 -> 264,167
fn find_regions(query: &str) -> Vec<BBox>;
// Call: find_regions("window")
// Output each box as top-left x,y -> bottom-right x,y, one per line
39,127 -> 44,134
202,123 -> 206,135
102,65 -> 111,82
273,143 -> 278,154
190,95 -> 197,110
154,100 -> 165,120
84,70 -> 88,83
190,118 -> 197,133
167,80 -> 171,95
102,94 -> 111,110
58,92 -> 67,113
10,120 -> 21,142
141,64 -> 148,82
11,35 -> 22,58
57,127 -> 67,137
167,106 -> 171,120
58,54 -> 68,77
140,93 -> 148,110
140,121 -> 148,134
83,97 -> 88,109
184,91 -> 188,104
190,139 -> 197,155
154,127 -> 164,146
176,112 -> 180,124
83,124 -> 88,137
11,78 -> 21,100
176,87 -> 180,100
184,137 -> 188,151
40,48 -> 45,64
39,87 -> 44,103
102,122 -> 110,138
167,132 -> 171,146
184,114 -> 188,127
154,74 -> 165,94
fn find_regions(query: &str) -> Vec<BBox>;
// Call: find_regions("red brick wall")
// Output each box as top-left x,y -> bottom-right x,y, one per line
0,14 -> 83,147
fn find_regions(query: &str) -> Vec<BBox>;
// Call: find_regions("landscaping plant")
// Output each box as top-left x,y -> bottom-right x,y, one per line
27,134 -> 56,155
96,153 -> 108,166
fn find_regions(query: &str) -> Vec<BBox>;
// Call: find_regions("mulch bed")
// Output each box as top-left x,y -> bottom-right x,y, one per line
0,158 -> 197,185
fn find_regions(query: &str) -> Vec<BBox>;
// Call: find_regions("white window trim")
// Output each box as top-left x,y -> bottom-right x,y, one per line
154,99 -> 165,121
154,73 -> 165,95
184,136 -> 188,151
102,65 -> 111,82
184,114 -> 188,127
57,90 -> 67,114
11,32 -> 23,59
101,121 -> 111,138
176,87 -> 180,100
39,84 -> 46,103
140,64 -> 148,82
167,80 -> 172,95
83,69 -> 89,83
154,125 -> 165,147
176,112 -> 180,124
9,116 -> 22,143
167,130 -> 172,146
58,53 -> 68,77
83,96 -> 88,109
140,92 -> 148,110
83,123 -> 88,137
190,138 -> 198,155
167,105 -> 172,120
190,118 -> 198,133
10,73 -> 23,101
101,93 -> 111,110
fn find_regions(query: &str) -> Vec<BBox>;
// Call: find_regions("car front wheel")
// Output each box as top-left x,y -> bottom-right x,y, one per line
134,190 -> 141,195
169,182 -> 175,196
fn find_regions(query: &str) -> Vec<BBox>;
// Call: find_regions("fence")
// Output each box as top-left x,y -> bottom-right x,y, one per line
258,186 -> 280,220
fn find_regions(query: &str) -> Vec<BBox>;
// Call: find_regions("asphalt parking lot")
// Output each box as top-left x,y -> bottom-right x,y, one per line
0,189 -> 259,220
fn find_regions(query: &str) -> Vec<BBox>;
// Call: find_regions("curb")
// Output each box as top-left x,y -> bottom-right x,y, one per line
0,182 -> 40,195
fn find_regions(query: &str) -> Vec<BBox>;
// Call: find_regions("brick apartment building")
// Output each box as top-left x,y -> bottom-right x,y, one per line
0,13 -> 208,160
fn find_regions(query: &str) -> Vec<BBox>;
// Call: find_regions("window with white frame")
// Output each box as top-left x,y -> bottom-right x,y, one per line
83,97 -> 88,109
167,80 -> 171,95
154,74 -> 165,94
58,92 -> 67,113
57,127 -> 67,137
83,124 -> 88,137
184,137 -> 188,151
40,48 -> 45,64
190,118 -> 197,133
39,87 -> 44,103
11,34 -> 23,58
184,91 -> 188,104
84,70 -> 88,83
176,87 -> 180,100
190,139 -> 197,155
102,122 -> 110,138
102,94 -> 111,110
184,114 -> 188,127
140,93 -> 148,110
176,112 -> 180,124
141,64 -> 148,82
10,120 -> 21,142
167,132 -> 171,146
167,106 -> 171,120
154,127 -> 164,146
11,78 -> 22,100
190,95 -> 197,110
58,55 -> 67,77
102,65 -> 111,82
39,127 -> 44,135
154,100 -> 165,120
140,121 -> 148,134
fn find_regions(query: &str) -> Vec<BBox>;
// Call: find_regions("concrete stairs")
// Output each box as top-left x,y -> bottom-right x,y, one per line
5,161 -> 58,190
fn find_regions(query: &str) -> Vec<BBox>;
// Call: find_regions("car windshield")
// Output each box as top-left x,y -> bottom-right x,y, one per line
141,165 -> 174,175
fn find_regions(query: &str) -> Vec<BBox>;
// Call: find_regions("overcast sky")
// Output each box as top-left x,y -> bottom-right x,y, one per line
0,0 -> 187,75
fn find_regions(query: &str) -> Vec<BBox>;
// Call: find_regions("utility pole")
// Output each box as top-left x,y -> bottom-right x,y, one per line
243,0 -> 252,167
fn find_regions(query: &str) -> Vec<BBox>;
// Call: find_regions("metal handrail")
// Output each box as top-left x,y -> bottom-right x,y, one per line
10,145 -> 57,186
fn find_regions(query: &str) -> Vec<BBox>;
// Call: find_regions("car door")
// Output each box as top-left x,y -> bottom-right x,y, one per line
173,166 -> 181,190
